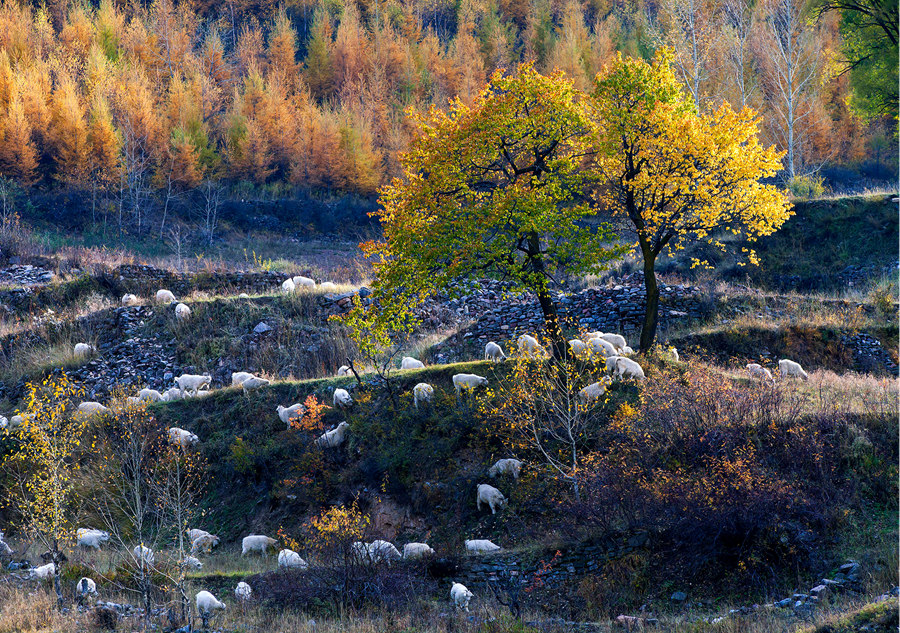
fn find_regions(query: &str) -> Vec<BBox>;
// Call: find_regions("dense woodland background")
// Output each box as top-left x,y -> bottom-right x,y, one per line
0,0 -> 895,241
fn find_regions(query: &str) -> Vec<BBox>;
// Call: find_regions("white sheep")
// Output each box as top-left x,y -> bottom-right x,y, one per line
174,303 -> 191,320
333,388 -> 353,408
476,483 -> 506,515
277,549 -> 308,569
32,563 -> 55,579
488,458 -> 523,480
235,581 -> 252,601
0,532 -> 12,557
316,421 -> 350,449
452,373 -> 488,399
589,337 -> 618,357
370,540 -> 402,562
162,387 -> 183,402
168,427 -> 199,450
77,402 -> 109,416
74,343 -> 94,360
402,543 -> 435,559
319,281 -> 338,291
156,289 -> 176,303
412,383 -> 434,410
277,403 -> 305,426
241,376 -> 270,392
231,372 -> 253,387
282,278 -> 296,293
517,334 -> 542,356
121,293 -> 138,306
451,582 -> 474,611
241,534 -> 277,556
9,415 -> 24,427
401,356 -> 425,370
75,577 -> 97,599
188,529 -> 212,542
578,379 -> 611,404
175,374 -> 211,395
484,342 -> 506,362
196,590 -> 226,627
238,293 -> 250,299
464,539 -> 501,554
0,416 -> 7,430
622,346 -> 635,355
293,276 -> 315,288
778,358 -> 808,380
337,365 -> 351,377
181,556 -> 203,570
138,388 -> 164,402
134,545 -> 154,565
76,528 -> 110,550
191,534 -> 221,555
599,333 -> 627,351
668,346 -> 679,361
746,363 -> 774,382
613,357 -> 645,381
569,339 -> 587,354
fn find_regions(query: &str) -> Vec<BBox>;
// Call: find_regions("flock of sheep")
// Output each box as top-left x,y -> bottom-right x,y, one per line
0,282 -> 814,620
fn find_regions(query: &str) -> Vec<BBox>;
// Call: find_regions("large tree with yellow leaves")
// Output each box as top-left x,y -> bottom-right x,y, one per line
589,51 -> 793,351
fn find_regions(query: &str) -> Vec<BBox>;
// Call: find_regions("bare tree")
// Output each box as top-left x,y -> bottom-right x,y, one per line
753,0 -> 823,179
197,179 -> 223,245
722,0 -> 756,109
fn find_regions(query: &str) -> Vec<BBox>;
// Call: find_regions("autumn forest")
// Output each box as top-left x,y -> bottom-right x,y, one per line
0,0 -> 895,215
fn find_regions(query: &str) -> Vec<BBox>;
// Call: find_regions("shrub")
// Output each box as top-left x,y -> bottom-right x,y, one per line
787,174 -> 826,199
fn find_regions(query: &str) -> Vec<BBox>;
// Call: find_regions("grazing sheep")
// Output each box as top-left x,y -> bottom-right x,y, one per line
0,532 -> 13,557
196,590 -> 226,627
319,281 -> 338,291
412,383 -> 434,410
238,293 -> 250,299
77,528 -> 110,550
370,540 -> 402,562
277,549 -> 308,569
133,545 -> 154,565
75,577 -> 97,600
589,337 -> 618,357
316,422 -> 350,449
402,543 -> 435,559
598,333 -> 627,351
191,534 -> 221,555
188,529 -> 212,542
32,563 -> 55,579
451,582 -> 474,611
668,346 -> 679,361
484,342 -> 507,362
231,372 -> 253,387
452,373 -> 488,399
333,388 -> 353,408
168,427 -> 199,450
401,356 -> 425,370
622,346 -> 635,355
156,289 -> 176,303
241,535 -> 277,556
337,365 -> 351,377
465,539 -> 501,554
778,358 -> 808,380
174,303 -> 191,320
277,403 -> 305,426
193,390 -> 212,399
162,387 -> 183,402
241,376 -> 270,392
124,396 -> 142,407
282,279 -> 296,293
9,415 -> 24,427
78,402 -> 110,416
517,334 -> 542,355
613,357 -> 645,381
175,374 -> 211,395
181,556 -> 203,570
568,339 -> 587,354
293,276 -> 315,288
138,388 -> 164,402
235,581 -> 252,601
578,379 -> 611,404
0,416 -> 7,430
74,343 -> 94,360
746,363 -> 774,382
476,483 -> 506,515
488,458 -> 523,480
122,294 -> 138,306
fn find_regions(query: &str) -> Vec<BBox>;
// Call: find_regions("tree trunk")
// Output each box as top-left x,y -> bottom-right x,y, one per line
52,540 -> 63,607
527,232 -> 567,360
639,247 -> 660,352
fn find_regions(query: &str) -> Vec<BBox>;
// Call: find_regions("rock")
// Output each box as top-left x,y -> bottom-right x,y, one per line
670,591 -> 687,602
253,322 -> 273,334
810,585 -> 827,597
774,598 -> 793,608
